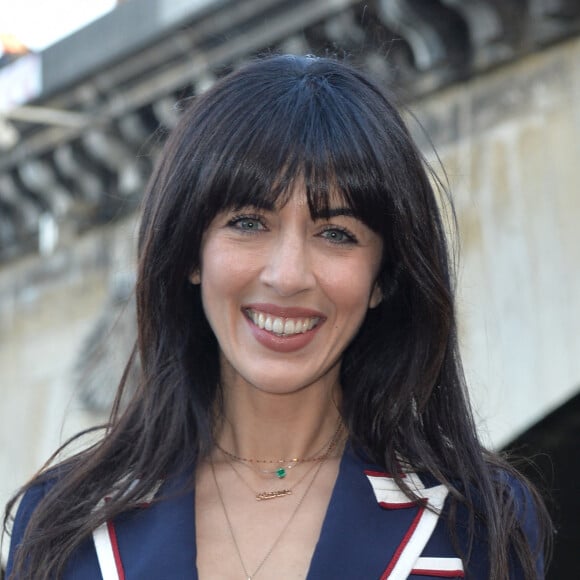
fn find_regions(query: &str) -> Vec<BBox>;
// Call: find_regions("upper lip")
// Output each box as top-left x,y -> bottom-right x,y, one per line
243,303 -> 325,319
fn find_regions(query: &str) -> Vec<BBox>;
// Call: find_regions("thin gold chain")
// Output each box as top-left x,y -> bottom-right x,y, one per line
210,455 -> 327,580
215,421 -> 342,464
217,423 -> 343,478
223,425 -> 342,499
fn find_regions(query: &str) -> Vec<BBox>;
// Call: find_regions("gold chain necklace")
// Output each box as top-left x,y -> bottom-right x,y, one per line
223,426 -> 342,500
215,422 -> 343,479
227,454 -> 320,501
210,455 -> 326,580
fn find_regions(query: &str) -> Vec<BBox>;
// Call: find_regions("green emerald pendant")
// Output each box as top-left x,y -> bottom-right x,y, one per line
276,467 -> 287,479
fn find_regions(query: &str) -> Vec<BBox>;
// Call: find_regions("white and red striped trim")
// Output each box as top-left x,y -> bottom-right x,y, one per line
411,557 -> 465,577
365,471 -> 454,580
90,480 -> 161,579
92,519 -> 125,580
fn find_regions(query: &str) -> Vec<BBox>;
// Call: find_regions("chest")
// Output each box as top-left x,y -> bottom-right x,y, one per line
195,459 -> 338,580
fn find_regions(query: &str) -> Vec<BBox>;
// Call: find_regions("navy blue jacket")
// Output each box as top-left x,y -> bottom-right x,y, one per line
7,446 -> 542,579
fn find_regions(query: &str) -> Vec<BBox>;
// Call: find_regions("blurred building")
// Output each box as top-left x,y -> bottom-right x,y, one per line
1,0 -> 579,575
0,33 -> 29,67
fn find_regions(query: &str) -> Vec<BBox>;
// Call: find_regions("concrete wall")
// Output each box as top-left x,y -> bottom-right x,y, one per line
411,35 -> 580,446
0,218 -> 137,563
2,34 -> 580,562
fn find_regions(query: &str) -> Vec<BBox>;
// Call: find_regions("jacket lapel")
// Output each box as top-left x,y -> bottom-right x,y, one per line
364,469 -> 452,579
93,472 -> 198,580
93,452 -> 460,580
307,447 -> 451,580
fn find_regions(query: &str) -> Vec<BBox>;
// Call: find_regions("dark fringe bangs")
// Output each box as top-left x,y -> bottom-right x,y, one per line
187,62 -> 395,235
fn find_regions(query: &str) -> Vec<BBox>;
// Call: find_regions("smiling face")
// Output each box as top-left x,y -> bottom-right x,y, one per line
192,184 -> 383,399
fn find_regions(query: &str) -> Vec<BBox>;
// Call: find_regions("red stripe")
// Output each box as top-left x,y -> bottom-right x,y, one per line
410,569 -> 465,578
380,504 -> 425,579
364,469 -> 405,478
106,520 -> 126,580
378,500 -> 418,509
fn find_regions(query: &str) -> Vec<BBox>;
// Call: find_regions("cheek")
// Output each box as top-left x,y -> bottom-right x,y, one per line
200,241 -> 244,289
199,241 -> 264,321
319,262 -> 379,312
202,239 -> 265,277
198,242 -> 234,324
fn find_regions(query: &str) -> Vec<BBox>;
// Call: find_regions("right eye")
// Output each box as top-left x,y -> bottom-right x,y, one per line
227,214 -> 266,232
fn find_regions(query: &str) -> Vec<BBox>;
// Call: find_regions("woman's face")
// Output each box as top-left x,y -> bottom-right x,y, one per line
192,184 -> 383,397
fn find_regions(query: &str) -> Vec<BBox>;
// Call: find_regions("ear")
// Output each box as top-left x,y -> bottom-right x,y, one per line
369,282 -> 382,309
189,269 -> 201,285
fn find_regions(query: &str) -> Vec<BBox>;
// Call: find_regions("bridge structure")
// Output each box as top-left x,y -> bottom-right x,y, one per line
2,0 -> 580,260
1,1 -> 580,575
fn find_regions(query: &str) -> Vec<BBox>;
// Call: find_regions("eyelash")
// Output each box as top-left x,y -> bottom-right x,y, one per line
226,213 -> 358,245
227,214 -> 266,232
319,226 -> 358,245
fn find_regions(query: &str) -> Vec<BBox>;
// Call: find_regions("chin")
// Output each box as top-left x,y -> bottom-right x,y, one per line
249,377 -> 311,396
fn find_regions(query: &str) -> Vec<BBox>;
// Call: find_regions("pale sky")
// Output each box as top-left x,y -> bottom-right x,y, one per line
0,0 -> 117,52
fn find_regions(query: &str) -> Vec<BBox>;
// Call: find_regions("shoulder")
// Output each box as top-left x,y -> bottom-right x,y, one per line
5,470 -> 102,580
448,469 -> 546,579
498,469 -> 546,577
6,470 -> 189,579
499,469 -> 540,524
5,476 -> 57,577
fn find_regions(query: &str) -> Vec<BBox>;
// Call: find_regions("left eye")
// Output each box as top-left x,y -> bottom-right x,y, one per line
238,218 -> 261,230
229,216 -> 265,231
320,228 -> 355,244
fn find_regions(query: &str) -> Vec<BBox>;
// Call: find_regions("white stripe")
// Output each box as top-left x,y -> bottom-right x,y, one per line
413,556 -> 464,572
387,484 -> 449,580
365,472 -> 429,507
92,522 -> 121,580
365,473 -> 451,580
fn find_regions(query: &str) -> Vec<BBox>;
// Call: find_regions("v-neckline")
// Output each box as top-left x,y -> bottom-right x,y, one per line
193,446 -> 349,580
108,444 -> 435,579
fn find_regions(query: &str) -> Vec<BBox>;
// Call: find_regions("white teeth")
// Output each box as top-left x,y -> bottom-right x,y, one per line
272,318 -> 284,334
247,309 -> 320,336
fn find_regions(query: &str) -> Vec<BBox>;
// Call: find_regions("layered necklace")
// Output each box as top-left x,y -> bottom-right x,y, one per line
215,422 -> 343,501
210,424 -> 344,580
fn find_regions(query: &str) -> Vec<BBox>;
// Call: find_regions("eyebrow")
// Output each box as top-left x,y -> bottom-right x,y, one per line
313,207 -> 356,219
231,203 -> 357,219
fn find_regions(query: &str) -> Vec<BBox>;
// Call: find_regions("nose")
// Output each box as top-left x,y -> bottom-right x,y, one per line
259,231 -> 316,296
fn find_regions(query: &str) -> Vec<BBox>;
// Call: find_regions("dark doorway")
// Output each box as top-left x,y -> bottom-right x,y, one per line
503,390 -> 580,578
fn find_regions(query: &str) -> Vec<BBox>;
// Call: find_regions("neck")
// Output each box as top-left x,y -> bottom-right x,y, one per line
215,379 -> 343,462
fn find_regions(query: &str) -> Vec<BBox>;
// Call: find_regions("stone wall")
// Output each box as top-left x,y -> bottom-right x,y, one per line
411,34 -> 580,446
0,217 -> 137,562
2,34 -> 580,563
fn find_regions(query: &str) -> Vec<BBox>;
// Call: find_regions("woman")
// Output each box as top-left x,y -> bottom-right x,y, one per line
4,55 -> 550,579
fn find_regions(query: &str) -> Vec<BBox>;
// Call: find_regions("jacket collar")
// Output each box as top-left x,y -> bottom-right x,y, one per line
92,447 -> 452,580
93,471 -> 197,579
307,446 -> 450,580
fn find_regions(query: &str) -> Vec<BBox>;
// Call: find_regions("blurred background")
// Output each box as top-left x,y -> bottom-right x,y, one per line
1,0 -> 579,576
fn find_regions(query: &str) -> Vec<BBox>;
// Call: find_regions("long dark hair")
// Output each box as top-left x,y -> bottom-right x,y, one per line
4,55 -> 551,578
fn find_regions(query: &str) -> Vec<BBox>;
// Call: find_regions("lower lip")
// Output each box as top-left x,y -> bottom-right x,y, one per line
244,316 -> 323,353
